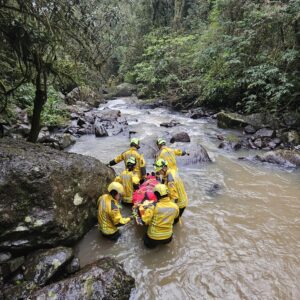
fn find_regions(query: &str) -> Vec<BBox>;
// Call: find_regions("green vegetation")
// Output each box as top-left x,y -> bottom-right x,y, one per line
1,0 -> 299,141
119,0 -> 299,113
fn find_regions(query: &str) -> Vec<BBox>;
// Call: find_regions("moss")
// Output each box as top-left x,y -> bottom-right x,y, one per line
84,276 -> 94,298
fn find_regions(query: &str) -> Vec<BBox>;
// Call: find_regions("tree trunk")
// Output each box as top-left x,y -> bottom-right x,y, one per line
27,70 -> 47,143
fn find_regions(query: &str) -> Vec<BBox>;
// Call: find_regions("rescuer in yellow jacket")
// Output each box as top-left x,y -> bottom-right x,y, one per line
97,182 -> 131,240
155,138 -> 189,171
114,156 -> 140,204
154,159 -> 188,223
141,184 -> 179,248
108,138 -> 146,181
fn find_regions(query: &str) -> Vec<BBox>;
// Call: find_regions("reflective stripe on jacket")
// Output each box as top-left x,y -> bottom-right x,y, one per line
165,169 -> 188,209
142,196 -> 179,240
113,147 -> 146,179
155,146 -> 183,171
97,194 -> 129,235
115,170 -> 140,203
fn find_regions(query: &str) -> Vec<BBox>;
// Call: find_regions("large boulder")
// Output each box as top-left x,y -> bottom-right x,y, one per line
65,87 -> 103,107
30,257 -> 135,300
217,112 -> 265,129
23,246 -> 73,286
256,149 -> 300,167
170,132 -> 191,143
0,138 -> 114,253
113,83 -> 137,97
217,112 -> 249,129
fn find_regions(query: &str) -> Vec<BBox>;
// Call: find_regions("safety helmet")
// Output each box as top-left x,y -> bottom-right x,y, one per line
156,138 -> 166,146
126,156 -> 136,166
153,158 -> 168,172
153,184 -> 168,197
108,182 -> 124,195
130,138 -> 140,147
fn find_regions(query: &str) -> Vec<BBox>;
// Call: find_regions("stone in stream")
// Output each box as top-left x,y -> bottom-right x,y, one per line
30,257 -> 135,300
170,132 -> 190,143
160,120 -> 180,128
255,149 -> 300,167
23,246 -> 73,286
0,138 -> 114,253
94,118 -> 109,137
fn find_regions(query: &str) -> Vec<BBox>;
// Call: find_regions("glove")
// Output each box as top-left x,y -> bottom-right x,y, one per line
123,217 -> 131,224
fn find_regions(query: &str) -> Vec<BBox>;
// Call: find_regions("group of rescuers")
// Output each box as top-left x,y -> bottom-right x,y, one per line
97,137 -> 190,248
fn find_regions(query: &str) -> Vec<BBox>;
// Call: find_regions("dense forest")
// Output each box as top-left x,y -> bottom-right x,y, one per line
0,0 -> 299,141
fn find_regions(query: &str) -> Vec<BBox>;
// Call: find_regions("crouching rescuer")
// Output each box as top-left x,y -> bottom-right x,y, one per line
141,184 -> 179,248
97,182 -> 131,241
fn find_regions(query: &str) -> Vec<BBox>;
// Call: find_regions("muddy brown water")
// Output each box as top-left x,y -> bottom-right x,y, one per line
69,98 -> 300,300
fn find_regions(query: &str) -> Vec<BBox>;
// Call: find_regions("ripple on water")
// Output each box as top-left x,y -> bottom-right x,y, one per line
72,98 -> 300,300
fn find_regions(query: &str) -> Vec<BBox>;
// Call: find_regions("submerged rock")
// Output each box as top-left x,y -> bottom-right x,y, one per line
30,257 -> 135,300
160,120 -> 180,128
0,138 -> 114,253
256,149 -> 300,167
23,246 -> 73,286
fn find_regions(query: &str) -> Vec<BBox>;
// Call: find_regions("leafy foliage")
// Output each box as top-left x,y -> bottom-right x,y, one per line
120,0 -> 300,113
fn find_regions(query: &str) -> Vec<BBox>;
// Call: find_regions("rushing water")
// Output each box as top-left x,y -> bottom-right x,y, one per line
69,97 -> 300,300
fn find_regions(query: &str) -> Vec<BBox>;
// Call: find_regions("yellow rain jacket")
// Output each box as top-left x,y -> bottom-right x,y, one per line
164,169 -> 188,209
115,170 -> 140,203
141,196 -> 179,240
97,194 -> 130,235
155,146 -> 184,171
113,147 -> 146,180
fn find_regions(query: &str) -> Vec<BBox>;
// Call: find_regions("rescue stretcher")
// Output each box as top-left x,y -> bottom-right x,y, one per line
132,175 -> 158,225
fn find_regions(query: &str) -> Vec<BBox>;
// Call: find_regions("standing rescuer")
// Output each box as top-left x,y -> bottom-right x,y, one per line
97,182 -> 131,241
114,156 -> 140,205
155,138 -> 189,171
108,138 -> 146,182
154,158 -> 188,223
141,183 -> 179,248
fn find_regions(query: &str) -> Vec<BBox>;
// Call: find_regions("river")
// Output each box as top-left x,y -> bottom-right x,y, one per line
69,97 -> 300,300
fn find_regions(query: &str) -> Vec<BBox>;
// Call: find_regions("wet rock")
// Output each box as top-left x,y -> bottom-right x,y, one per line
77,118 -> 87,127
218,141 -> 242,151
38,133 -> 76,150
0,138 -> 114,253
0,256 -> 25,279
23,247 -> 73,286
113,83 -> 137,97
217,112 -> 248,129
256,149 -> 300,167
282,112 -> 300,128
281,130 -> 300,146
30,257 -> 135,300
2,282 -> 34,300
65,87 -> 103,107
95,119 -> 109,137
94,109 -> 121,122
189,108 -> 207,119
254,128 -> 275,139
10,124 -> 31,137
244,125 -> 256,134
206,183 -> 222,196
70,112 -> 79,120
217,112 -> 266,129
178,144 -> 211,165
253,138 -> 263,148
0,252 -> 12,263
160,120 -> 180,128
65,257 -> 80,275
170,132 -> 190,143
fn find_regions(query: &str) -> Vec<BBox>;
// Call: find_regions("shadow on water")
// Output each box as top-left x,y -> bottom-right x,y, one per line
70,97 -> 300,300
